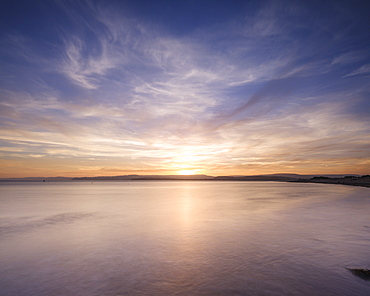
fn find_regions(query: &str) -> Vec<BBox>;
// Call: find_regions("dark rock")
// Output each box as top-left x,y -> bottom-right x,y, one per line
347,268 -> 370,280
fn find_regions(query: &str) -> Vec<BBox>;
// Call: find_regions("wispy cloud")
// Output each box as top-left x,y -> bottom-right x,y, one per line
345,64 -> 370,77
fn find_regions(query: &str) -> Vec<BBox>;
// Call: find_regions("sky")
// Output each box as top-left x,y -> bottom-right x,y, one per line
0,0 -> 369,178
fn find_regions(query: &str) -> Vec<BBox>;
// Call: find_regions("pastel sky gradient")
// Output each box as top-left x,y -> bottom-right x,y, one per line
1,0 -> 369,177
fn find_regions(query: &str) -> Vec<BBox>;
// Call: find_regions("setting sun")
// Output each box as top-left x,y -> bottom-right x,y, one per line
178,169 -> 196,175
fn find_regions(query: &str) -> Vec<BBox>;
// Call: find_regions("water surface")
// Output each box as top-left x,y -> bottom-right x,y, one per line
1,181 -> 369,295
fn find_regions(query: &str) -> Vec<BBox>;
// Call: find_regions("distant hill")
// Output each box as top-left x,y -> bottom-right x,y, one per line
73,173 -> 356,182
73,174 -> 214,181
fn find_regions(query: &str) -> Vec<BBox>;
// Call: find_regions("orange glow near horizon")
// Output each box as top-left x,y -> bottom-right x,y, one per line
2,160 -> 369,179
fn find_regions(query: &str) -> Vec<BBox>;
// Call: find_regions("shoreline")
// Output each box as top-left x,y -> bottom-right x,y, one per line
1,178 -> 369,188
289,177 -> 370,188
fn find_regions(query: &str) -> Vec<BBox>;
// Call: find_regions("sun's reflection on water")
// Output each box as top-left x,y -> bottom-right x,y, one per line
1,182 -> 370,296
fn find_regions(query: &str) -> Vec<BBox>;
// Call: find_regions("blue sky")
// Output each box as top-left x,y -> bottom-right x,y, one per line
0,0 -> 369,177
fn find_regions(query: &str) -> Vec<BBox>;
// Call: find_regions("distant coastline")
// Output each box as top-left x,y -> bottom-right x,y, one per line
1,174 -> 369,188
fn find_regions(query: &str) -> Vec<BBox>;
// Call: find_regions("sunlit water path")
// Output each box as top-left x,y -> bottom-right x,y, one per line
1,181 -> 369,295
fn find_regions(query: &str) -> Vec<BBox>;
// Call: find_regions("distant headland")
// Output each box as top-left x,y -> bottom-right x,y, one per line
1,174 -> 369,188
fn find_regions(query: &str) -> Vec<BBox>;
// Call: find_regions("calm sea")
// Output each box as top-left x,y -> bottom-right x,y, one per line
0,181 -> 369,295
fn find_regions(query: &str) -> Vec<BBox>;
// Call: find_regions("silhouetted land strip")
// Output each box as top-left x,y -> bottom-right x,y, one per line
291,175 -> 370,188
70,174 -> 370,188
1,174 -> 369,188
